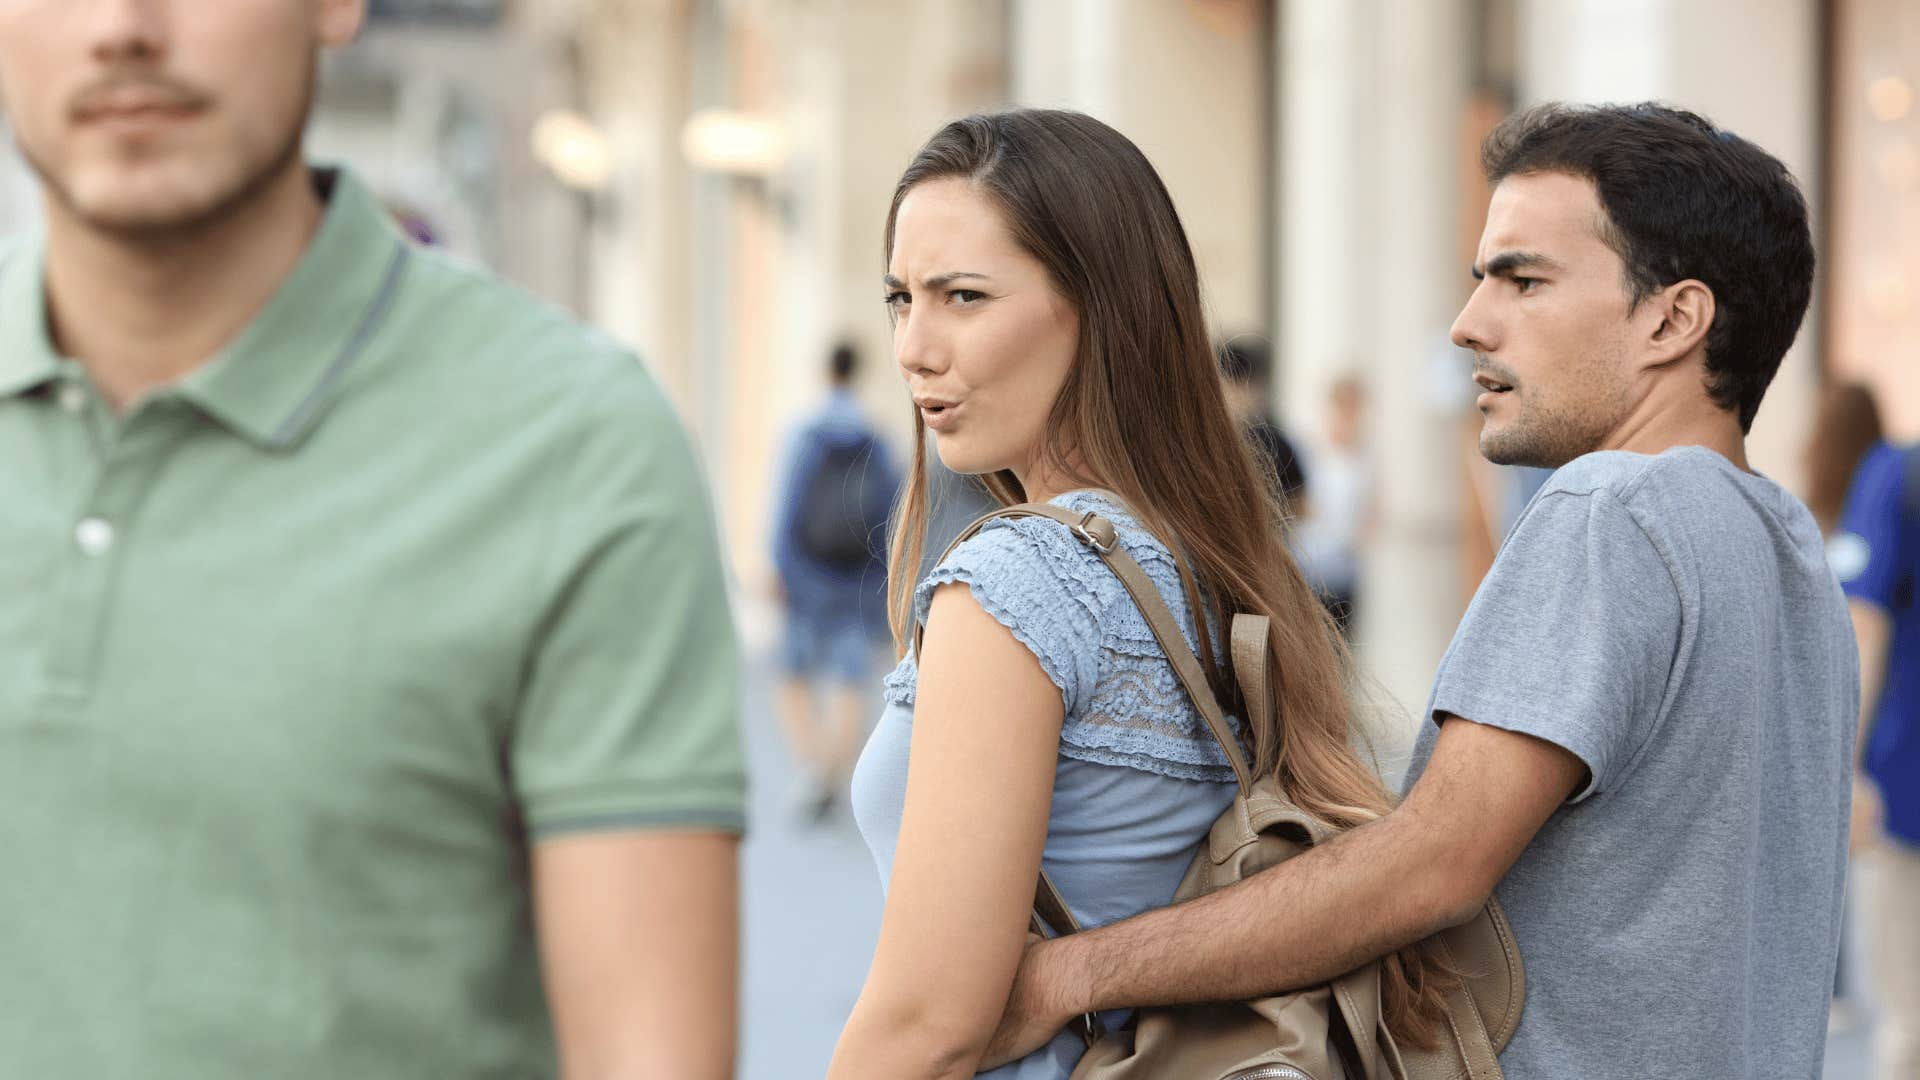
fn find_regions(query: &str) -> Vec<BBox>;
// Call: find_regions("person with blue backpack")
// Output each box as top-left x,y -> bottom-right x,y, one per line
773,342 -> 901,820
1833,428 -> 1920,1080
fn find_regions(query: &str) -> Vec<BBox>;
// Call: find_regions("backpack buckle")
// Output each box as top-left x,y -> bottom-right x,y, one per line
1070,512 -> 1117,554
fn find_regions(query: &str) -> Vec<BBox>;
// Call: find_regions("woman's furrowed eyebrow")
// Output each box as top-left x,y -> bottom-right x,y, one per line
882,271 -> 994,289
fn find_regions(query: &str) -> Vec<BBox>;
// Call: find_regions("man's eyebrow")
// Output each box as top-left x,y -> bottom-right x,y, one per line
1470,251 -> 1566,280
881,271 -> 993,289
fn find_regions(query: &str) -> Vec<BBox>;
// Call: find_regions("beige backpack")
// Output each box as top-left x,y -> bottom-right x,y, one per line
925,502 -> 1524,1080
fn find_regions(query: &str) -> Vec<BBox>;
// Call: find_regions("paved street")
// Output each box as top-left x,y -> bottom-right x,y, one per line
737,598 -> 882,1080
732,595 -> 1876,1079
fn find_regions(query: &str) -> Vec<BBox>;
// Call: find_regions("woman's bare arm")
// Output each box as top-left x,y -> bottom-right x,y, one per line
828,582 -> 1065,1079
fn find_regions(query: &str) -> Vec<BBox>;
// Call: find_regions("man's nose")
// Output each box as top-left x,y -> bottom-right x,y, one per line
1450,283 -> 1494,353
90,0 -> 169,66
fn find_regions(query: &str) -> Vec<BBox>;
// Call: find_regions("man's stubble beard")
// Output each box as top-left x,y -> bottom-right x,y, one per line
1479,351 -> 1631,469
20,60 -> 316,247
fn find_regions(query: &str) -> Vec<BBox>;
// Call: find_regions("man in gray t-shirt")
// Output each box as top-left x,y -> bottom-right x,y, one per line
1409,446 -> 1854,1076
979,102 -> 1855,1080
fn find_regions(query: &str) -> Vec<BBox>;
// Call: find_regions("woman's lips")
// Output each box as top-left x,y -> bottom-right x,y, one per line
919,401 -> 960,431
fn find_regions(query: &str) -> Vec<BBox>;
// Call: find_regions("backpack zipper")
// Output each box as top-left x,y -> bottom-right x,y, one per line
1221,1066 -> 1316,1080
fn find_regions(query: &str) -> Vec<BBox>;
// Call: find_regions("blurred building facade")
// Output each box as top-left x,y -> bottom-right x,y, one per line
0,0 -> 1888,732
1827,0 -> 1920,437
531,0 -> 1888,730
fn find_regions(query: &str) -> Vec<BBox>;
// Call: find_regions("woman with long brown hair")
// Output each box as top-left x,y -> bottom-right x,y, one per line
829,110 -> 1443,1079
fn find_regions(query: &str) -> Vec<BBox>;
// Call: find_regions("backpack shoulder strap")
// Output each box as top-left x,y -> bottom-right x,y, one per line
1230,612 -> 1275,765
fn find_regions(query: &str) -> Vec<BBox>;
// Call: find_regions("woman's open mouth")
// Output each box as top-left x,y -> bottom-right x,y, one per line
915,396 -> 960,431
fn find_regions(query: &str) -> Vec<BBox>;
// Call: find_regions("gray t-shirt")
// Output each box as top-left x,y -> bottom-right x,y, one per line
1406,447 -> 1856,1079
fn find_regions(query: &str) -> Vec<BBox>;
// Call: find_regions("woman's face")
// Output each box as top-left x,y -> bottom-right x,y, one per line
886,178 -> 1079,488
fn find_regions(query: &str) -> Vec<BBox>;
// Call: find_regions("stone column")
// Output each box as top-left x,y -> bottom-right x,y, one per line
1011,0 -> 1269,337
1276,0 -> 1475,768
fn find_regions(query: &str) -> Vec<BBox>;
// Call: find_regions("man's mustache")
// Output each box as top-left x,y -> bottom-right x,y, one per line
1472,354 -> 1519,388
68,73 -> 212,121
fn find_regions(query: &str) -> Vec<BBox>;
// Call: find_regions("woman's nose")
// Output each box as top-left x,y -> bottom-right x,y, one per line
894,314 -> 946,377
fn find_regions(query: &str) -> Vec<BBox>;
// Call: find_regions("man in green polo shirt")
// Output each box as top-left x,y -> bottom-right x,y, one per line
0,2 -> 745,1077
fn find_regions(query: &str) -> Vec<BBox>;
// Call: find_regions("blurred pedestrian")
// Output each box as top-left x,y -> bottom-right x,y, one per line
1807,382 -> 1886,534
982,102 -> 1853,1080
771,341 -> 899,819
1293,374 -> 1372,636
831,109 -> 1387,1080
1829,404 -> 1920,1080
1803,380 -> 1885,1034
0,4 -> 743,1077
1219,338 -> 1310,515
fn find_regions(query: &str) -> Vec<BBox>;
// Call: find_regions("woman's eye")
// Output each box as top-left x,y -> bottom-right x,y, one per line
882,290 -> 910,308
949,289 -> 986,304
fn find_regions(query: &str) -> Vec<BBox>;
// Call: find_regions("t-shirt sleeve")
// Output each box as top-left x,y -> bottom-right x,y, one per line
1430,488 -> 1681,803
511,370 -> 745,840
1834,446 -> 1911,611
899,517 -> 1103,716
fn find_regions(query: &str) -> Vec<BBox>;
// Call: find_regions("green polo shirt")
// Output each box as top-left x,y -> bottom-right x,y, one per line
0,168 -> 745,1077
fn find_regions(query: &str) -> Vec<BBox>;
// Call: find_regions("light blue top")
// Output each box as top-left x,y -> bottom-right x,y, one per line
849,491 -> 1240,1079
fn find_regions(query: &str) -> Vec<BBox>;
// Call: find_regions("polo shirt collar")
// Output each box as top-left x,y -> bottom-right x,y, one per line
180,167 -> 410,449
0,241 -> 61,400
0,166 -> 410,448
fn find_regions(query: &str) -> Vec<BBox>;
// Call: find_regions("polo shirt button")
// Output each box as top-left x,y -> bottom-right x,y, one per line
57,383 -> 86,414
74,517 -> 115,556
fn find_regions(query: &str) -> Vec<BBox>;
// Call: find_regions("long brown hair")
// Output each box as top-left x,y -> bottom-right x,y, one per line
1803,382 -> 1882,534
882,109 -> 1451,1044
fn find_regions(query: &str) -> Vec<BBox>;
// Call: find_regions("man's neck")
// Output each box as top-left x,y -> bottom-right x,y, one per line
41,161 -> 325,413
1601,393 -> 1751,473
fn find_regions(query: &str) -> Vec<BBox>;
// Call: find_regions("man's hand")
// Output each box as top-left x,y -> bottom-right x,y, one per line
981,935 -> 1076,1069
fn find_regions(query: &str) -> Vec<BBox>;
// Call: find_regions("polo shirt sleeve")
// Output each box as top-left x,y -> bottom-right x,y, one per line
512,367 -> 745,840
1429,488 -> 1682,803
1834,445 -> 1910,612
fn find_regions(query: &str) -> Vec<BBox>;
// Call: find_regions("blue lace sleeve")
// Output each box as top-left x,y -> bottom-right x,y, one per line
884,515 -> 1103,715
884,492 -> 1243,784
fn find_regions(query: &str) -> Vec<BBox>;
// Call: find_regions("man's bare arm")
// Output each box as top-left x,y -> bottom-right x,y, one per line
1852,599 -> 1890,755
993,717 -> 1585,1049
1849,599 -> 1891,849
534,830 -> 740,1080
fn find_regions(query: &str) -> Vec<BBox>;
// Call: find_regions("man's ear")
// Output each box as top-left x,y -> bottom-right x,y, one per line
317,0 -> 367,49
1644,279 -> 1715,368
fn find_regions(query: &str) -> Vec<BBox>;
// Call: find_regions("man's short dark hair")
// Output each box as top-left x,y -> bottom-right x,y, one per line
830,341 -> 858,383
1482,102 -> 1815,432
1218,339 -> 1271,385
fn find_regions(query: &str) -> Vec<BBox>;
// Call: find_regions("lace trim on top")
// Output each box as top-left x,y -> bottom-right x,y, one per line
884,491 -> 1242,784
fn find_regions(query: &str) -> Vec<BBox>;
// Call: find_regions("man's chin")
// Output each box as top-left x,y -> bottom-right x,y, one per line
51,155 -> 267,236
1480,426 -> 1549,469
1481,434 -> 1583,471
63,183 -> 229,235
